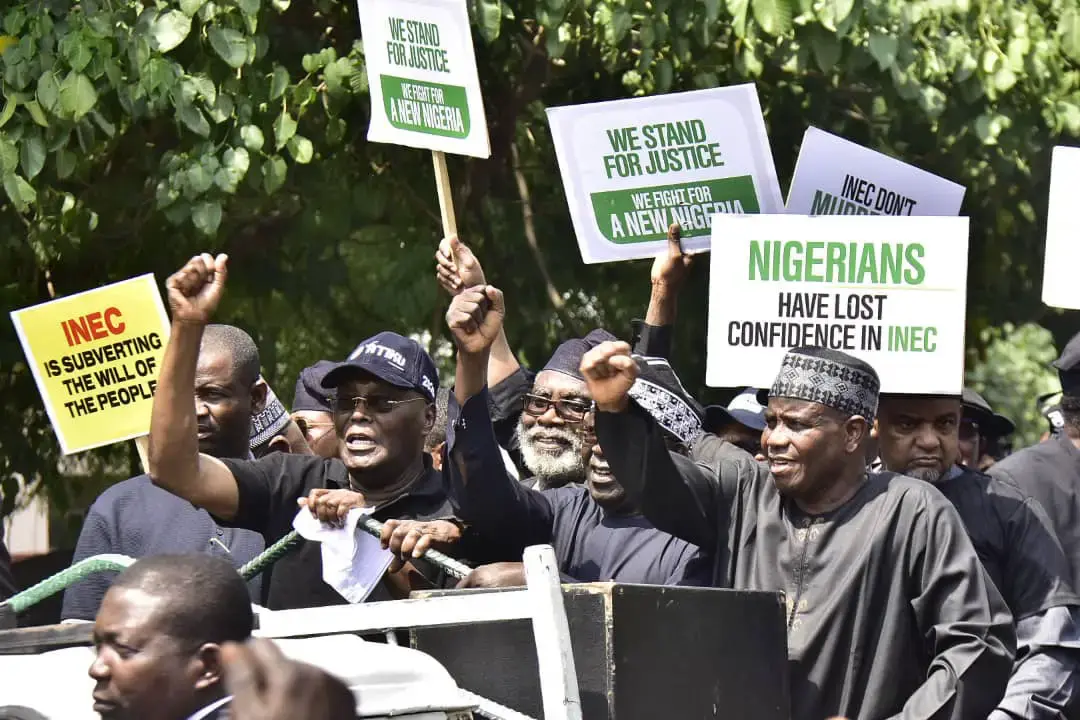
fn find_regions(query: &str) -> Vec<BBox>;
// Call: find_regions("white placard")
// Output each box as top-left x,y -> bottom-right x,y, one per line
1042,146 -> 1080,310
546,85 -> 784,264
786,127 -> 965,216
357,0 -> 490,158
706,214 -> 969,394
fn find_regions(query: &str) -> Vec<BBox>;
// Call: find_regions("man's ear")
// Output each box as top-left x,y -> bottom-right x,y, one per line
844,416 -> 871,454
251,378 -> 269,415
267,435 -> 292,455
423,401 -> 436,435
192,643 -> 225,691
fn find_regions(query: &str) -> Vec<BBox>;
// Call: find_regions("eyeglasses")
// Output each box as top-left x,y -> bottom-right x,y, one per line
959,419 -> 980,440
522,393 -> 593,423
335,395 -> 427,415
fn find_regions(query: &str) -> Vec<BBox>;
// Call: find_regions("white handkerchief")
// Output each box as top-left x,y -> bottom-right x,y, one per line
292,507 -> 394,603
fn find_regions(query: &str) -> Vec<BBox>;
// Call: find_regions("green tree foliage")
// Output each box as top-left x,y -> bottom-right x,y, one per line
966,322 -> 1061,449
0,0 -> 1077,531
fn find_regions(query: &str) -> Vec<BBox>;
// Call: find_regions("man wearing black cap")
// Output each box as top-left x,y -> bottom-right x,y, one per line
960,388 -> 1016,471
582,342 -> 1014,720
62,323 -> 267,621
435,288 -> 704,586
290,361 -> 339,459
702,388 -> 767,458
148,253 -> 475,609
876,392 -> 1080,720
993,331 -> 1080,590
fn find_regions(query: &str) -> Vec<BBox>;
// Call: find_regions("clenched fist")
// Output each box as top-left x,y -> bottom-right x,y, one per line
435,235 -> 486,296
446,285 -> 504,357
580,341 -> 638,413
166,253 -> 229,325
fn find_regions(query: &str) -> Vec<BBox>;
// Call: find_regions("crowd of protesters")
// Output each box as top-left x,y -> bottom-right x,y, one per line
2,227 -> 1080,720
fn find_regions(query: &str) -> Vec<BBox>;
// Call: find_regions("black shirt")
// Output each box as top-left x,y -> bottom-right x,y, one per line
218,452 -> 472,610
937,465 -> 1080,618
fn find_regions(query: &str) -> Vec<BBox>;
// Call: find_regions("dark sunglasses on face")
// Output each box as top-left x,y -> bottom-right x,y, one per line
959,419 -> 980,440
522,393 -> 593,423
335,395 -> 426,415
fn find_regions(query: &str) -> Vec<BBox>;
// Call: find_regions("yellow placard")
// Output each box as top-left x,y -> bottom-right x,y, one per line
10,274 -> 171,455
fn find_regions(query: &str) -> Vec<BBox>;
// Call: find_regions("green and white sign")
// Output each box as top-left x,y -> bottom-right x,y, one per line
546,86 -> 783,264
357,0 -> 490,158
786,127 -> 965,216
706,214 -> 969,394
1042,146 -> 1080,310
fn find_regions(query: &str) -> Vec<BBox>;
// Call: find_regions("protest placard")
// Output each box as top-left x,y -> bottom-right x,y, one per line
357,0 -> 490,161
546,85 -> 784,264
1042,145 -> 1080,310
786,127 -> 965,216
706,215 -> 969,394
10,274 -> 170,454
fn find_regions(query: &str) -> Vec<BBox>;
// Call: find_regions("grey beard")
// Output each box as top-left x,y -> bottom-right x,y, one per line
907,465 -> 946,484
516,421 -> 587,488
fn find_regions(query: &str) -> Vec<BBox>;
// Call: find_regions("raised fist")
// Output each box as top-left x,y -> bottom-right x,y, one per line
165,253 -> 228,325
651,223 -> 693,288
580,341 -> 639,413
446,285 -> 504,357
435,235 -> 486,296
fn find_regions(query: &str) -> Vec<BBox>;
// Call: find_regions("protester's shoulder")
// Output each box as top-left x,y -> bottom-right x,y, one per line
992,440 -> 1062,477
690,434 -> 768,481
874,471 -> 958,517
542,485 -> 592,512
221,452 -> 343,490
87,474 -> 158,515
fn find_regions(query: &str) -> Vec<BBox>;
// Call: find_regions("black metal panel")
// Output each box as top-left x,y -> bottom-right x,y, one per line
413,583 -> 790,720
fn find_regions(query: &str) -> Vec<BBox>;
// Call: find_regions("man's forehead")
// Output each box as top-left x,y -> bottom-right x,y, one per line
880,395 -> 961,418
96,587 -> 167,639
195,349 -> 235,383
766,396 -> 828,417
532,370 -> 590,399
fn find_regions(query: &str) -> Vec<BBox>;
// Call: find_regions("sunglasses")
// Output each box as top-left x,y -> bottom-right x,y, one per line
959,419 -> 980,440
522,393 -> 593,423
335,395 -> 427,415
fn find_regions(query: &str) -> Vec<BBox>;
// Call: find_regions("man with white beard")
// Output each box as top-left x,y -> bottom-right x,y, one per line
512,330 -> 616,490
379,285 -> 706,588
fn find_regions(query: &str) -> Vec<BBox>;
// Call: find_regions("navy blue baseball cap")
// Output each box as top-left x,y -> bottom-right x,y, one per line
292,360 -> 336,412
322,332 -> 439,402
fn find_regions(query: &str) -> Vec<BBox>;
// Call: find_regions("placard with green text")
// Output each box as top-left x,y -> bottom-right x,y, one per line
546,86 -> 784,264
786,127 -> 965,216
706,214 -> 969,394
357,0 -> 490,158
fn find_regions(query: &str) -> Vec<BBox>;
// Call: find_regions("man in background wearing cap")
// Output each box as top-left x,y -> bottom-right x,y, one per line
428,286 -> 704,587
148,253 -> 478,610
62,323 -> 267,621
960,388 -> 1016,471
993,331 -> 1080,592
582,342 -> 1014,720
250,378 -> 311,458
290,360 -> 339,459
876,391 -> 1080,720
702,388 -> 767,459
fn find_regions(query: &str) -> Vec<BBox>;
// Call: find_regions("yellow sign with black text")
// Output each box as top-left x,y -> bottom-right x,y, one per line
10,274 -> 170,454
